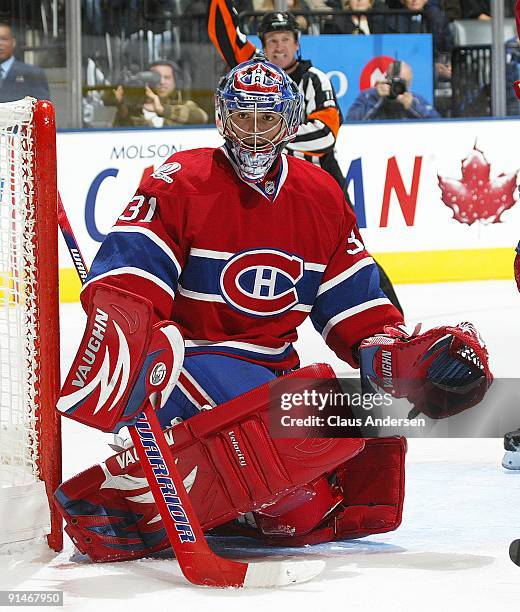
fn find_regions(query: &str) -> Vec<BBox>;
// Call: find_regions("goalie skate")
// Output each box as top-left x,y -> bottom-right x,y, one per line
502,430 -> 520,470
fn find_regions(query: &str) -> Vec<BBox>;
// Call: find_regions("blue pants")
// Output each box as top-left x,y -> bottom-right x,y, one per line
157,354 -> 277,428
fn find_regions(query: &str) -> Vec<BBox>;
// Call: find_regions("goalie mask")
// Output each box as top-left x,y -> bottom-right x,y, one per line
215,58 -> 303,183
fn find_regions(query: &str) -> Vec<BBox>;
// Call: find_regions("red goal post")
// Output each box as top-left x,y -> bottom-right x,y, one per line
0,98 -> 62,551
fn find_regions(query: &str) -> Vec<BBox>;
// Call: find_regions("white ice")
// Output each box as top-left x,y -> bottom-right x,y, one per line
1,280 -> 520,611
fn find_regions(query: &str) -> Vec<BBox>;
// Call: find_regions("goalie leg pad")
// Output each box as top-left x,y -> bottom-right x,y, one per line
333,436 -> 406,539
241,437 -> 407,547
54,363 -> 365,562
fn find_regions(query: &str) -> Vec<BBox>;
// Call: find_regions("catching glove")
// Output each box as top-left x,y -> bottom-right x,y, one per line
359,322 -> 493,418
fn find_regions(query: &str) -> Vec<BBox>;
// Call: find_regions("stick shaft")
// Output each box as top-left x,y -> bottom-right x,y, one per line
57,192 -> 89,283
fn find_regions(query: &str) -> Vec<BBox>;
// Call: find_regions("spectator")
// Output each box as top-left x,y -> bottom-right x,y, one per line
110,60 -> 208,128
460,0 -> 515,20
0,22 -> 50,102
442,0 -> 462,21
386,0 -> 458,13
346,60 -> 441,119
506,37 -> 520,115
384,0 -> 453,79
324,0 -> 386,34
308,0 -> 333,6
255,0 -> 312,32
385,0 -> 449,8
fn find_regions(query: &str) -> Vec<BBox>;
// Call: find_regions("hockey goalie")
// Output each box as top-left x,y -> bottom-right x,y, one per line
54,57 -> 492,566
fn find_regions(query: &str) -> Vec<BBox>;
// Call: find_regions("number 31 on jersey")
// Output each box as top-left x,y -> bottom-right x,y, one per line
119,195 -> 157,223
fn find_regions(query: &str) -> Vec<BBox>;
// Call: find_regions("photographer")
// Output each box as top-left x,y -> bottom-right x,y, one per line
110,60 -> 208,128
346,61 -> 440,121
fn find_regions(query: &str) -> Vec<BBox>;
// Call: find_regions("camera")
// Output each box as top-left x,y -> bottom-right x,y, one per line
385,60 -> 407,100
387,76 -> 407,99
122,70 -> 161,103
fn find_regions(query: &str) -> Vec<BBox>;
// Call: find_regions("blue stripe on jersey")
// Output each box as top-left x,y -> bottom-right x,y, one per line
179,255 -> 222,294
298,269 -> 324,305
180,254 -> 324,307
517,241 -> 520,254
185,342 -> 296,365
310,263 -> 385,334
86,231 -> 180,292
157,354 -> 277,426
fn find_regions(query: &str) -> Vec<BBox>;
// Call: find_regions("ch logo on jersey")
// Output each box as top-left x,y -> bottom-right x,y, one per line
220,249 -> 304,317
233,62 -> 283,95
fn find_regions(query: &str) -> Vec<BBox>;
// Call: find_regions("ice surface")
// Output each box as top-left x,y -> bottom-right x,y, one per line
1,280 -> 519,611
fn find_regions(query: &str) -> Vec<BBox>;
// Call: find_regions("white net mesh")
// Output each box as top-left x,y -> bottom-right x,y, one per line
0,98 -> 39,489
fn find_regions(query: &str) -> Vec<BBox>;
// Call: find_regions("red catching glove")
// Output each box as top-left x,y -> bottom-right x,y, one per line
358,322 -> 493,418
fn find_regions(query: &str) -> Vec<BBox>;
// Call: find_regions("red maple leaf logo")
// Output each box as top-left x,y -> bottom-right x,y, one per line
437,146 -> 518,225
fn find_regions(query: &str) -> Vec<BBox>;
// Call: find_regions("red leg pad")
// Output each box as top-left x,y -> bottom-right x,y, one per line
54,363 -> 365,562
254,475 -> 342,538
250,436 -> 406,547
334,436 -> 407,539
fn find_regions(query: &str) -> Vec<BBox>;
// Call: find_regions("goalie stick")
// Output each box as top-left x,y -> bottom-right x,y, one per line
56,193 -> 325,587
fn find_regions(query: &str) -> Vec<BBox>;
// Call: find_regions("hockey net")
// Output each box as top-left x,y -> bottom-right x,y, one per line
0,98 -> 62,551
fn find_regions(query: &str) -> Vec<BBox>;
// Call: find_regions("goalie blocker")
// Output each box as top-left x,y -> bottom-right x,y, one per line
56,284 -> 183,433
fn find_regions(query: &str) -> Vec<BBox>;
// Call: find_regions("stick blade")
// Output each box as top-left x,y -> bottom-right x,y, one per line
243,559 -> 325,588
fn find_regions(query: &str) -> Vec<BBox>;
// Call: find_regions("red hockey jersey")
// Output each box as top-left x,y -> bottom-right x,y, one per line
83,147 -> 402,370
